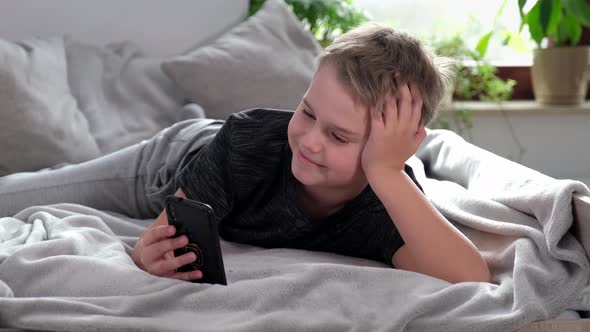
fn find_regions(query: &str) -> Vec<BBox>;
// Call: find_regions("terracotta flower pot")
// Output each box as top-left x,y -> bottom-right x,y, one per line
531,46 -> 590,105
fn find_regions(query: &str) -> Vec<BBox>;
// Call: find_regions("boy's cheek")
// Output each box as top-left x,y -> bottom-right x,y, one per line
331,153 -> 362,175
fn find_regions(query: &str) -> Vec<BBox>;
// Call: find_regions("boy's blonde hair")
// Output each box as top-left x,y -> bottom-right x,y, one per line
318,23 -> 455,125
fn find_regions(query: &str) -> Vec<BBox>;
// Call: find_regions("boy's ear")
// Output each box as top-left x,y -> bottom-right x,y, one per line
416,126 -> 426,138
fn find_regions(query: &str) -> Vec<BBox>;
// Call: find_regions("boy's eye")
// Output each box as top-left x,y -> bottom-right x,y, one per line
303,109 -> 315,119
331,133 -> 347,143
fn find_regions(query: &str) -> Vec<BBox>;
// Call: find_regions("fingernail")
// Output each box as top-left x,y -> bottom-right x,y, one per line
168,226 -> 175,234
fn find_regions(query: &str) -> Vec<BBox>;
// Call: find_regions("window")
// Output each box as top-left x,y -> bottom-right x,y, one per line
356,0 -> 532,66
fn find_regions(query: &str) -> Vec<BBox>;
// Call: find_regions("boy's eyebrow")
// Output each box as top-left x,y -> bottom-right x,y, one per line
302,98 -> 359,138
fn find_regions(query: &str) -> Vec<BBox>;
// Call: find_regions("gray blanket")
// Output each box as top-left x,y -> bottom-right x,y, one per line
1,129 -> 589,331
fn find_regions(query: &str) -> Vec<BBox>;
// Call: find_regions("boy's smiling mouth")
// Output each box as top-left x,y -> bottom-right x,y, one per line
297,150 -> 324,167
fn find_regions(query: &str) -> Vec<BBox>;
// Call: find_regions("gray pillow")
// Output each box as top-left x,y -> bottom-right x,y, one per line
161,0 -> 321,119
0,37 -> 100,176
65,38 -> 188,154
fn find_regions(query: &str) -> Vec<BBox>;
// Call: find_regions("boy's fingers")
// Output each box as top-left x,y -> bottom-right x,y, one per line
382,96 -> 397,126
169,270 -> 203,282
143,225 -> 175,247
144,236 -> 188,265
394,76 -> 411,125
165,251 -> 198,273
409,82 -> 423,128
393,95 -> 401,124
175,251 -> 198,271
370,105 -> 383,128
149,251 -> 196,276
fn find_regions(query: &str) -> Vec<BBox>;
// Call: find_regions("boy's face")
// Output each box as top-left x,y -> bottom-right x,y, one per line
288,64 -> 371,191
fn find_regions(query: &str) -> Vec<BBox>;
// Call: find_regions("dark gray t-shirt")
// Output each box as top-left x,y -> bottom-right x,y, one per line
177,108 -> 423,267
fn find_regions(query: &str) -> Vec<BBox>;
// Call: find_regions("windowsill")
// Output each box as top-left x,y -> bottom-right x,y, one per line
442,100 -> 590,114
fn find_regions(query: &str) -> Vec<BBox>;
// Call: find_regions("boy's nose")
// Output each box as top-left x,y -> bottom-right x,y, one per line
301,129 -> 323,153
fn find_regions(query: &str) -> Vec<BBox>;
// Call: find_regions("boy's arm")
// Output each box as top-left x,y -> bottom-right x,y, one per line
369,170 -> 491,284
132,114 -> 235,277
362,79 -> 490,284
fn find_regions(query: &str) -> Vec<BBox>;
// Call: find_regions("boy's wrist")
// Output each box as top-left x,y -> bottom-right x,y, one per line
367,168 -> 414,201
366,167 -> 405,186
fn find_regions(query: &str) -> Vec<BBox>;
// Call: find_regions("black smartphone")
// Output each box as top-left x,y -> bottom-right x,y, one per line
165,195 -> 227,285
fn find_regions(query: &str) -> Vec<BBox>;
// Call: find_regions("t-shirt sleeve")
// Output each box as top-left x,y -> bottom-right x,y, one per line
370,221 -> 405,268
404,164 -> 424,193
176,116 -> 235,223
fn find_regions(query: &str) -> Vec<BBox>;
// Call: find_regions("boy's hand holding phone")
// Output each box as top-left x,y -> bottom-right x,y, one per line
132,195 -> 227,285
132,224 -> 203,281
133,226 -> 203,281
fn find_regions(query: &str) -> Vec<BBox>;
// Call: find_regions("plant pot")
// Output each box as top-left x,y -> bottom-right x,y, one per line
531,46 -> 590,105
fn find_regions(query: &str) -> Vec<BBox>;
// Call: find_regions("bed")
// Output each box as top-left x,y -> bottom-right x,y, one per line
1,1 -> 590,331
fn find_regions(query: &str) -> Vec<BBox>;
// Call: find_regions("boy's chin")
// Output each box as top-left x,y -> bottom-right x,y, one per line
291,168 -> 310,184
291,167 -> 319,186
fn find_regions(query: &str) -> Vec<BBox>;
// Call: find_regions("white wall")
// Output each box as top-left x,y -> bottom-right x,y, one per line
0,0 -> 249,56
438,103 -> 590,186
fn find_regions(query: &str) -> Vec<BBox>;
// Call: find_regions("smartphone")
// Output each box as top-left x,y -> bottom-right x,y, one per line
165,195 -> 227,285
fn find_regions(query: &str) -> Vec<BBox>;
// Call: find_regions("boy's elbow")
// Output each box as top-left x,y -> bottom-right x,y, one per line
478,267 -> 492,283
453,253 -> 492,284
453,266 -> 492,284
472,260 -> 492,283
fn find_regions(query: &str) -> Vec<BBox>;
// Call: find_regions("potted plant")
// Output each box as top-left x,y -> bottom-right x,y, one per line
518,0 -> 590,105
250,0 -> 368,47
431,34 -> 516,131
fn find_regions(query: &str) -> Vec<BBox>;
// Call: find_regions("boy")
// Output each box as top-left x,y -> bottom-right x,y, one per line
132,24 -> 490,284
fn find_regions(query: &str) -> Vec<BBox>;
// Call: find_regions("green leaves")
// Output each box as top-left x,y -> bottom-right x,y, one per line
502,28 -> 529,52
518,0 -> 527,20
475,32 -> 493,60
249,0 -> 368,46
563,0 -> 590,26
432,35 -> 516,103
249,0 -> 266,16
525,1 -> 544,46
453,62 -> 516,102
539,0 -> 561,38
286,0 -> 369,46
475,0 -> 510,59
557,12 -> 582,45
519,0 -> 590,47
524,0 -> 561,47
